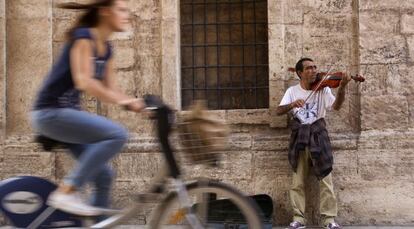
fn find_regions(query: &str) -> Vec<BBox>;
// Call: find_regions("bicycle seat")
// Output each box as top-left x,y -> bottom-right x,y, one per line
35,135 -> 68,151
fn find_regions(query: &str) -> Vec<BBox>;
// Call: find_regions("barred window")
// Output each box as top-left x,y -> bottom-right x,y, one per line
181,0 -> 269,110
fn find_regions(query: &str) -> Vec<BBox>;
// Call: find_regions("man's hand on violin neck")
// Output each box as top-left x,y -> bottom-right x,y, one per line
339,73 -> 351,87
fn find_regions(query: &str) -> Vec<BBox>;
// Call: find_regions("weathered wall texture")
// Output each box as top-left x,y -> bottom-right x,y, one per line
0,0 -> 5,143
6,0 -> 53,135
0,0 -> 413,226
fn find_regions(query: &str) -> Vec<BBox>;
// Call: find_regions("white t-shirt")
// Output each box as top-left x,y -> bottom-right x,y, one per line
279,84 -> 336,124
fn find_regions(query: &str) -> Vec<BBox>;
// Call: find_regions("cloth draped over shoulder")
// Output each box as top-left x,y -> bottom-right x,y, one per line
288,118 -> 333,179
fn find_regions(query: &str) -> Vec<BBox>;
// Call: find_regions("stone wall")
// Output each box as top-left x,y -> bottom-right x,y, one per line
352,0 -> 414,224
5,0 -> 53,135
0,0 -> 5,144
0,0 -> 413,226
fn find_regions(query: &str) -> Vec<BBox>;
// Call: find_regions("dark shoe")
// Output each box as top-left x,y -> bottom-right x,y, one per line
326,222 -> 341,229
287,221 -> 306,229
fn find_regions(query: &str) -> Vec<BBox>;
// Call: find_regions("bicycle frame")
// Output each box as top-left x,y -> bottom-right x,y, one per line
92,101 -> 204,228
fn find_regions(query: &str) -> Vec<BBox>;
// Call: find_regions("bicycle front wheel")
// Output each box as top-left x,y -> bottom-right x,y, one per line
149,180 -> 264,229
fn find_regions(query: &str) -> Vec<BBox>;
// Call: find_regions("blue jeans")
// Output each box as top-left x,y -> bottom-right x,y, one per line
31,108 -> 128,208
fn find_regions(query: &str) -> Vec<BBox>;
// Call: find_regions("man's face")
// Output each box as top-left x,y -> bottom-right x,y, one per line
299,60 -> 317,83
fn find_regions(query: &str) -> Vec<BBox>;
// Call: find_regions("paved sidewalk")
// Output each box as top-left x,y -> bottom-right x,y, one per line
1,226 -> 413,228
115,226 -> 413,229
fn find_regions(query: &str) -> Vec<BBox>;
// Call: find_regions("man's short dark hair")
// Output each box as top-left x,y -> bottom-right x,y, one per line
295,57 -> 313,78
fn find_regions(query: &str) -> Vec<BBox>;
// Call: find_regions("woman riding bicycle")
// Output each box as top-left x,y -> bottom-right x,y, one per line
31,0 -> 143,217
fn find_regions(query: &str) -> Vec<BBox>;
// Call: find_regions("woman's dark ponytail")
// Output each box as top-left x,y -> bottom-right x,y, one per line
58,0 -> 115,41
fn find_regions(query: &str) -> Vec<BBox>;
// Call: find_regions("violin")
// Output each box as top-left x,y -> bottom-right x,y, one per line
287,67 -> 365,91
311,72 -> 365,91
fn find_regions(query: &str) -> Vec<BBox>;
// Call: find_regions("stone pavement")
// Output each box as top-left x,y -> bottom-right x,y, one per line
1,226 -> 413,228
115,226 -> 412,229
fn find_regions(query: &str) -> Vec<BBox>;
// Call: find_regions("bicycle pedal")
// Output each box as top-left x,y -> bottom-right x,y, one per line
94,208 -> 122,215
135,193 -> 163,203
68,208 -> 122,218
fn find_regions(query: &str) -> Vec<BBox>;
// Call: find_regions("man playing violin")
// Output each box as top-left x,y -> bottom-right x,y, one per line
277,57 -> 351,229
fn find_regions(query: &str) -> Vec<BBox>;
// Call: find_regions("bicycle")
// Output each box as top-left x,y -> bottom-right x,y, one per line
0,96 -> 265,228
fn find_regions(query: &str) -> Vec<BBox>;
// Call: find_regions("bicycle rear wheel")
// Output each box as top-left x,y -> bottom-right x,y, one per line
149,180 -> 264,229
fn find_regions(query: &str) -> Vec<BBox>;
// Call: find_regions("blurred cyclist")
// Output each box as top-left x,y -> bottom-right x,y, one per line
31,0 -> 143,216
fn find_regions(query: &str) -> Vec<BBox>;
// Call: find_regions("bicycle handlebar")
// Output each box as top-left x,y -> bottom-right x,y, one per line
143,95 -> 181,178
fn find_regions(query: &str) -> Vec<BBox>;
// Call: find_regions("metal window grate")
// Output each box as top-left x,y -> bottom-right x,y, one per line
181,0 -> 269,110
